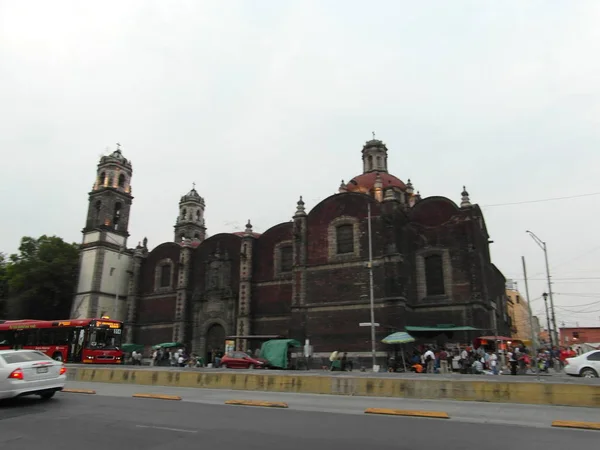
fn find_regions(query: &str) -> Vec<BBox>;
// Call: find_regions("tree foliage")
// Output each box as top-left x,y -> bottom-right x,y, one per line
2,236 -> 79,320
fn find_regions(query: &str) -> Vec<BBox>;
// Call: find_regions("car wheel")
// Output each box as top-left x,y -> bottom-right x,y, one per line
249,364 -> 255,370
52,353 -> 63,362
40,391 -> 56,400
580,368 -> 598,378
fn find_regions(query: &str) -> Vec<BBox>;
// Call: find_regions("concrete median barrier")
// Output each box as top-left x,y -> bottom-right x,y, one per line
66,368 -> 600,408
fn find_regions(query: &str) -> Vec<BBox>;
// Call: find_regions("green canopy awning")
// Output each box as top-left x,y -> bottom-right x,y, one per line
406,325 -> 481,332
122,343 -> 144,353
152,342 -> 184,350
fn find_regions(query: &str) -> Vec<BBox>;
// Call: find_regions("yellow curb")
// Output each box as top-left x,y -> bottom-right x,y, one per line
132,393 -> 182,401
365,408 -> 450,419
62,388 -> 96,394
552,421 -> 600,431
225,400 -> 289,408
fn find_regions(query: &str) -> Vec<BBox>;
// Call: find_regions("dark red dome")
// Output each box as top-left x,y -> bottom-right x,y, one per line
345,172 -> 406,193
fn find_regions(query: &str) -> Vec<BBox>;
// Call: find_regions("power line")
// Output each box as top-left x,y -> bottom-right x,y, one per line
482,191 -> 600,208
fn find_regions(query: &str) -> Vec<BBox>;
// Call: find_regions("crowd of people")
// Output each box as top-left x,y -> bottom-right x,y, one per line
388,344 -> 580,375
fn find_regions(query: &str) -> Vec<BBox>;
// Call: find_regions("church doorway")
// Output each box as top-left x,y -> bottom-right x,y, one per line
206,323 -> 225,364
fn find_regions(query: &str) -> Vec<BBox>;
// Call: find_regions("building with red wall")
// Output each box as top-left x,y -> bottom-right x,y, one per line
74,139 -> 510,361
560,327 -> 600,346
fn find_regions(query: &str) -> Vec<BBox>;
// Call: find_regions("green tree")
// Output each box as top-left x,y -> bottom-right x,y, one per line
4,236 -> 79,320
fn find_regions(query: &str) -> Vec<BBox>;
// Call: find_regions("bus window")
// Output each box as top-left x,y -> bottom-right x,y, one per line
24,329 -> 37,346
54,329 -> 70,345
39,329 -> 53,345
0,330 -> 12,346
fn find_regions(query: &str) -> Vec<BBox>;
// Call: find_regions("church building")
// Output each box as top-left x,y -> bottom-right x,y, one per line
72,139 -> 510,360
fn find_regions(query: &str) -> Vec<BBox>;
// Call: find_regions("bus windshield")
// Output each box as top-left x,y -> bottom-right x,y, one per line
87,327 -> 122,350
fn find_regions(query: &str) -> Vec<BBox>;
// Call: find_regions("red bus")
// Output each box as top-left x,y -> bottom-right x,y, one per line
0,318 -> 124,364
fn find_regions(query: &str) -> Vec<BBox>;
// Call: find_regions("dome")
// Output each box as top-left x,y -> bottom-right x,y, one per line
180,187 -> 204,205
100,147 -> 132,169
345,171 -> 406,193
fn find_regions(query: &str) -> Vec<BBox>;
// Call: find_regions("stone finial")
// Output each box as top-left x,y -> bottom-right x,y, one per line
295,196 -> 306,216
143,237 -> 148,248
406,179 -> 414,195
244,220 -> 253,236
460,185 -> 472,208
338,180 -> 347,193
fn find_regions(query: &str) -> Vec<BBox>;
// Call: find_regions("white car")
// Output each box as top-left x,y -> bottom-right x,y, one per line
564,350 -> 600,378
0,350 -> 67,400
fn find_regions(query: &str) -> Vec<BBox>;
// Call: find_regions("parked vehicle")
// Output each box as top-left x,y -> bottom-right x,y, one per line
220,351 -> 266,369
0,350 -> 67,400
564,350 -> 600,378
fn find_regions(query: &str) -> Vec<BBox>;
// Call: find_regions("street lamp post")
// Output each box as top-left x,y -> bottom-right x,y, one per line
526,231 -> 558,346
542,292 -> 552,347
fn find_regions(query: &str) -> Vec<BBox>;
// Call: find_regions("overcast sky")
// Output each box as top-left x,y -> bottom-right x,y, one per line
1,1 -> 599,328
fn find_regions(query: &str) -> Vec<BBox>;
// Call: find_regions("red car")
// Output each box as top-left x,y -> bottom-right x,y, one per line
220,351 -> 267,369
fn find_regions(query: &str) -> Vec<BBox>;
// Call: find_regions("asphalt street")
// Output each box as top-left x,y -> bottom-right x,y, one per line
0,389 -> 599,450
2,381 -> 600,450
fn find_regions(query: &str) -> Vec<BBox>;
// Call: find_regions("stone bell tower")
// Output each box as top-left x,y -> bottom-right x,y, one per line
72,144 -> 134,321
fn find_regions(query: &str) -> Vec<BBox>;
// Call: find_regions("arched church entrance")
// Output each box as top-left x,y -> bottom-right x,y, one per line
206,323 -> 225,364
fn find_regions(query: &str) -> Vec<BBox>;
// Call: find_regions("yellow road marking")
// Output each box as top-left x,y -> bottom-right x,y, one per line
62,388 -> 97,394
225,400 -> 289,408
552,421 -> 600,431
132,393 -> 182,401
364,408 -> 450,419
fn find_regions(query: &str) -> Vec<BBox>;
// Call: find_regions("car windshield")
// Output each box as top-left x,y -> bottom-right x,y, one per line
87,327 -> 122,349
1,351 -> 51,364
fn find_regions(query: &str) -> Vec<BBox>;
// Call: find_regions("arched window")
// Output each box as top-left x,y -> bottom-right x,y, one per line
118,174 -> 126,188
196,210 -> 201,221
99,172 -> 106,186
279,246 -> 293,272
194,233 -> 200,239
182,208 -> 187,220
425,254 -> 445,295
368,155 -> 373,171
376,156 -> 382,169
160,265 -> 171,288
336,224 -> 354,254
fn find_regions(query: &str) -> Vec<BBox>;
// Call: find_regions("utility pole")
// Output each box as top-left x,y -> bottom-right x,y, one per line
367,202 -> 377,371
542,292 -> 552,347
526,231 -> 558,346
522,256 -> 539,379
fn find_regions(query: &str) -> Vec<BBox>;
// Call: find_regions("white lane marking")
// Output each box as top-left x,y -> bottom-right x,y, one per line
135,424 -> 197,433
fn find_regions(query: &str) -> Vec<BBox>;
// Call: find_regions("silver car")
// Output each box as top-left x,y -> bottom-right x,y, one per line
0,350 -> 67,400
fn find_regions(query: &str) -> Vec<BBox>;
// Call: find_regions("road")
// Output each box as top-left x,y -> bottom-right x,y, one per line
1,382 -> 599,450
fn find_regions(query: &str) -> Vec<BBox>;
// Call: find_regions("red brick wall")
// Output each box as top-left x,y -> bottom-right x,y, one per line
253,222 -> 293,282
252,283 -> 293,316
139,242 -> 181,295
306,193 -> 383,265
137,326 -> 173,348
137,295 -> 176,323
560,327 -> 600,345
